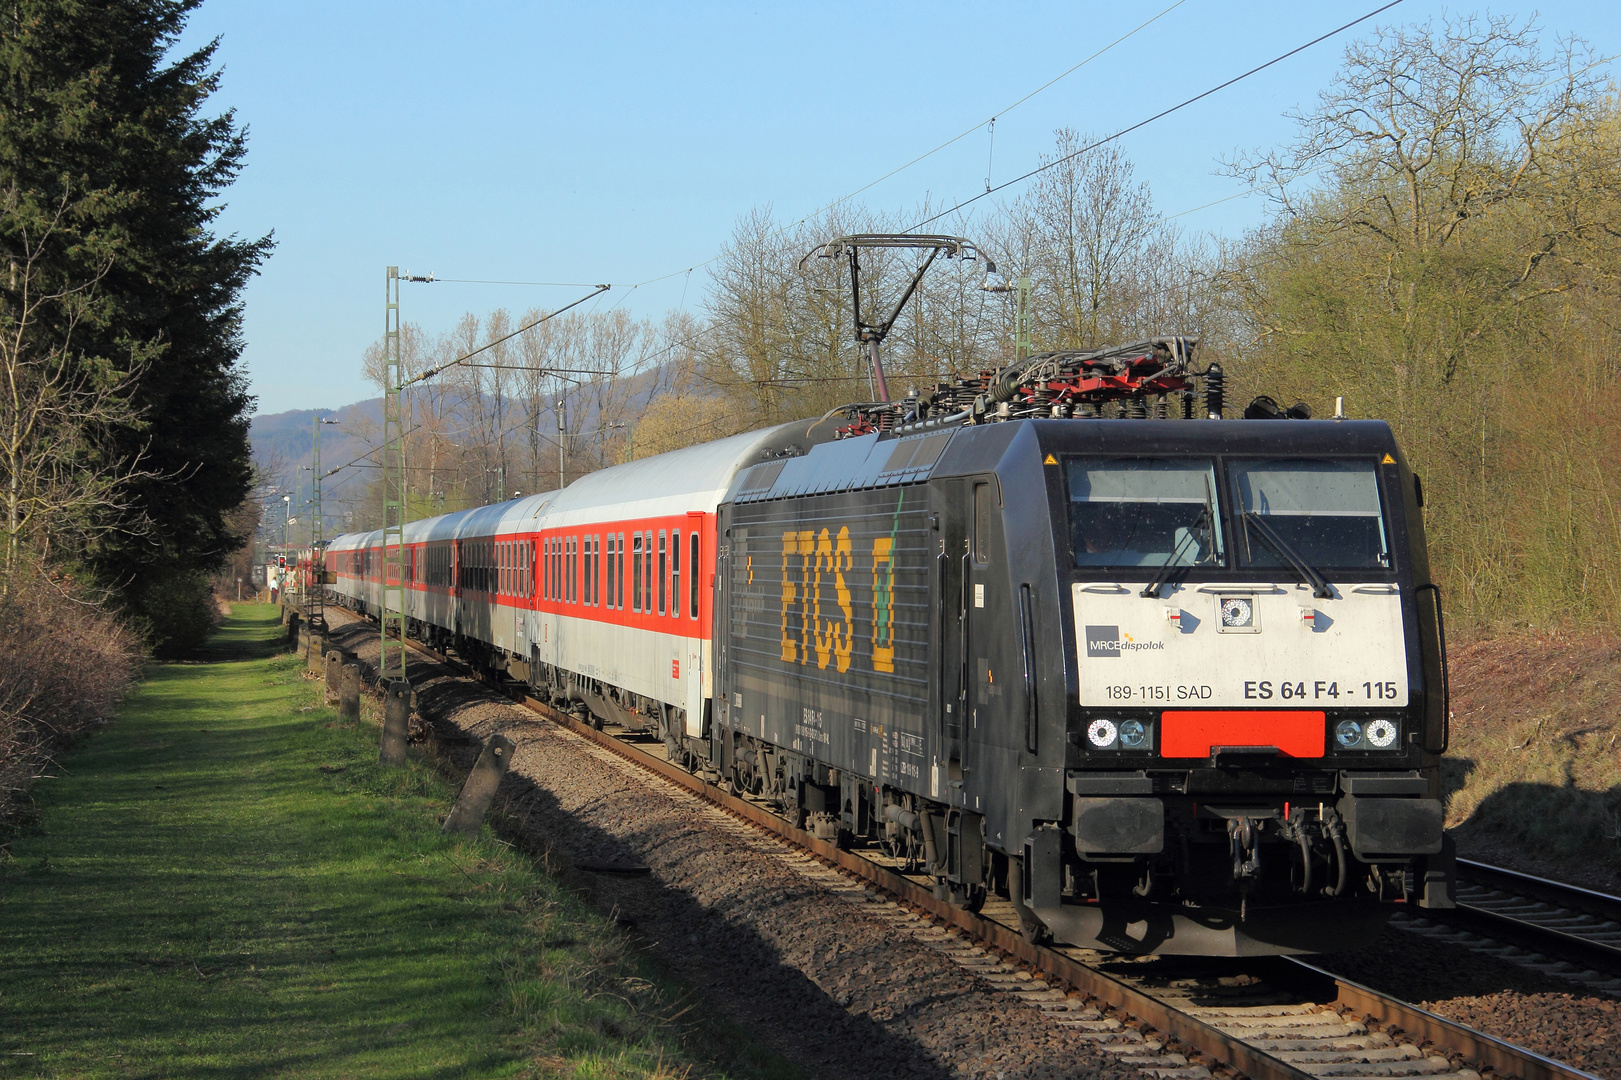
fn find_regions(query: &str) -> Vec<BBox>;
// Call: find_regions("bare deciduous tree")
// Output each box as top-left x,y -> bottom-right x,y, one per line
0,184 -> 156,594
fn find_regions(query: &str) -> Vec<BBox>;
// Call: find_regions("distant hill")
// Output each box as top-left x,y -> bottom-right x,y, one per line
249,399 -> 380,524
248,362 -> 687,535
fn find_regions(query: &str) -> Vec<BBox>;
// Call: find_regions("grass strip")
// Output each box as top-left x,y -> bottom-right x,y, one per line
0,603 -> 800,1080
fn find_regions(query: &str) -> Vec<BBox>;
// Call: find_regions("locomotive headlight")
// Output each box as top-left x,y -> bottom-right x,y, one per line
1334,719 -> 1364,749
1118,719 -> 1147,749
1365,717 -> 1399,748
1086,718 -> 1119,748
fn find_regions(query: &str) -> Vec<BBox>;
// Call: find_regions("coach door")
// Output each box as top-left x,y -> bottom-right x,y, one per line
682,515 -> 706,738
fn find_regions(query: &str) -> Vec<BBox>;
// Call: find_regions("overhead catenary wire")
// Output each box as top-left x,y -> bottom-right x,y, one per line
603,0 -> 1192,295
401,284 -> 610,389
907,0 -> 1407,232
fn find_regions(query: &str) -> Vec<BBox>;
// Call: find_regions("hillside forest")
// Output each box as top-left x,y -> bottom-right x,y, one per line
322,17 -> 1620,635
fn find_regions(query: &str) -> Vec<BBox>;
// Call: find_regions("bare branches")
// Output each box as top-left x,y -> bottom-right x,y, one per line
0,182 -> 159,594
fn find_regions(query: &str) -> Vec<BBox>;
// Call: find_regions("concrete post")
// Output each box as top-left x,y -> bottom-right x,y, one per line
379,680 -> 410,767
324,651 -> 342,703
441,734 -> 516,838
307,631 -> 326,673
286,610 -> 300,648
339,662 -> 361,723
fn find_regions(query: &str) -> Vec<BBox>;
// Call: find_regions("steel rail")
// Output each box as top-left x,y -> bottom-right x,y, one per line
1289,960 -> 1604,1080
1414,857 -> 1621,978
1458,859 -> 1621,928
536,696 -> 1602,1080
524,692 -> 1319,1080
325,611 -> 1602,1080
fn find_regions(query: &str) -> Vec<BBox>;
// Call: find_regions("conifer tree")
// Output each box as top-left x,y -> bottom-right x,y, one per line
0,0 -> 271,653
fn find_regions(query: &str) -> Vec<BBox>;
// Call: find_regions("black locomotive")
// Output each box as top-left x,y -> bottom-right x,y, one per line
707,338 -> 1452,955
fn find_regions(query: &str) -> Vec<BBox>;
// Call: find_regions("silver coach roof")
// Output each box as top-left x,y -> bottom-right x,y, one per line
543,420 -> 818,526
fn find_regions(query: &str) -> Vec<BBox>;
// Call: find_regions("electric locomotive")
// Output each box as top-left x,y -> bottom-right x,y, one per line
331,336 -> 1453,956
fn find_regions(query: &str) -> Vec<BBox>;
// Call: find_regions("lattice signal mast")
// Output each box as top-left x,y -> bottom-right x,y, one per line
382,267 -> 433,686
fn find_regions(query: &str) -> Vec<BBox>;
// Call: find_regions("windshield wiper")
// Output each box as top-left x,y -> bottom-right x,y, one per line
1242,511 -> 1333,599
1141,477 -> 1216,599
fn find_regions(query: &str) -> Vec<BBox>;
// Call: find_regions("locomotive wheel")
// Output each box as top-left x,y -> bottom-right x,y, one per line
952,883 -> 987,913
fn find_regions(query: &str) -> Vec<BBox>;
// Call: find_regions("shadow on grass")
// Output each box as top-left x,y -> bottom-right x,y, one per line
189,604 -> 293,663
319,618 -> 964,1080
0,609 -> 526,1079
1445,753 -> 1621,867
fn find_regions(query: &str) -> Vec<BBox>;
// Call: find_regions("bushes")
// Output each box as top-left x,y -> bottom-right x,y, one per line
130,568 -> 223,660
0,578 -> 141,838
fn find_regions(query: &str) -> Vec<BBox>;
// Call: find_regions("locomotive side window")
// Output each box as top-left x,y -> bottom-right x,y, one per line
1068,458 -> 1223,568
973,482 -> 994,565
1231,459 -> 1390,570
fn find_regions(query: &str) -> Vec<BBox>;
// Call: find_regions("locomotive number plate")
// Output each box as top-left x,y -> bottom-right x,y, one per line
1072,582 -> 1409,709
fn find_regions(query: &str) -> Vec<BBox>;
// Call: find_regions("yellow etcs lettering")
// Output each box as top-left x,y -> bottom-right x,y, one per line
779,526 -> 874,674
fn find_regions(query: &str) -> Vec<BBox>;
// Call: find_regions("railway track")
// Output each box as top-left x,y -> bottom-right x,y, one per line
1393,859 -> 1621,996
320,614 -> 1601,1080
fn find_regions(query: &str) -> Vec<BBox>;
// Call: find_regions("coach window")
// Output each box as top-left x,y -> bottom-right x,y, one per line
604,535 -> 614,608
689,532 -> 700,619
617,532 -> 626,609
671,530 -> 681,618
642,532 -> 651,611
658,531 -> 668,615
568,537 -> 577,604
632,533 -> 644,612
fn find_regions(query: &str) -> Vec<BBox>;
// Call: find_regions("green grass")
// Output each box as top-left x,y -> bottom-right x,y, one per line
0,604 -> 800,1080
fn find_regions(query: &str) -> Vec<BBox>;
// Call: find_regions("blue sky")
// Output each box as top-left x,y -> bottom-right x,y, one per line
175,1 -> 1618,416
